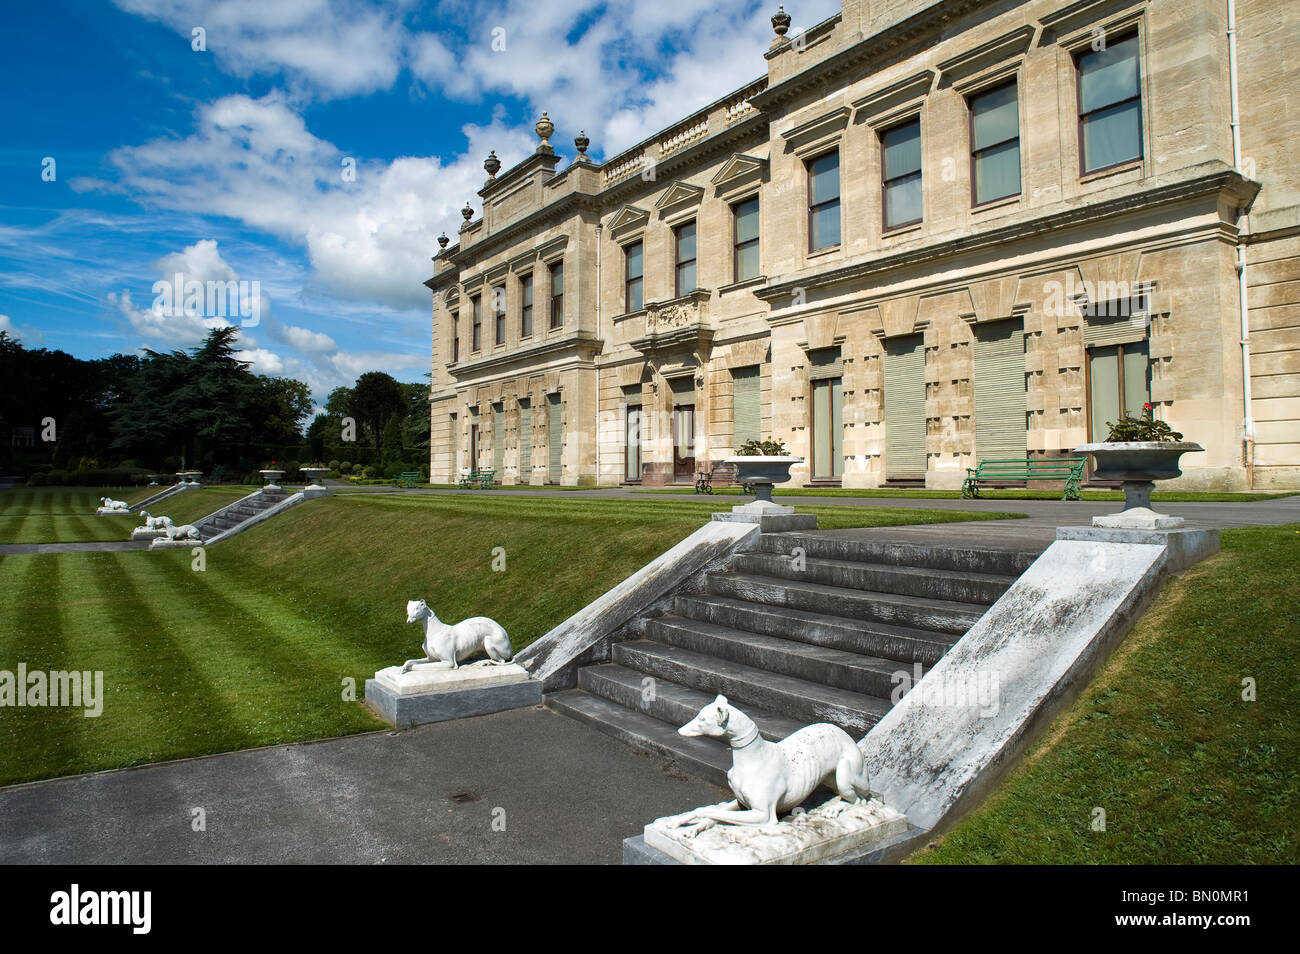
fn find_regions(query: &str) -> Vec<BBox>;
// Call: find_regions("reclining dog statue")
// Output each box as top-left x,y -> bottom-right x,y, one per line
163,523 -> 201,541
138,511 -> 174,531
400,599 -> 514,672
675,695 -> 875,827
99,496 -> 129,512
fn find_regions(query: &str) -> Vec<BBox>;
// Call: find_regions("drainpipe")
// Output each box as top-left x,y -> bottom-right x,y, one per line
1228,0 -> 1255,487
594,224 -> 603,485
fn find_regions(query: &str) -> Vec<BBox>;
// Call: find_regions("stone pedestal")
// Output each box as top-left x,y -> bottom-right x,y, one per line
1056,525 -> 1219,572
642,796 -> 908,865
130,527 -> 167,541
95,507 -> 131,516
364,662 -> 541,729
712,499 -> 817,533
149,536 -> 202,550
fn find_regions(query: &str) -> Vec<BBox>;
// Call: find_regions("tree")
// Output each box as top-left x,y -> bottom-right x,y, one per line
351,371 -> 404,463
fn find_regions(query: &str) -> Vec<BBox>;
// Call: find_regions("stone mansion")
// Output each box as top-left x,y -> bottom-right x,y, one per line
426,0 -> 1299,490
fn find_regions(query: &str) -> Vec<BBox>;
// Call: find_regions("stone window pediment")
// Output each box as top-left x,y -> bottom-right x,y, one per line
654,181 -> 705,217
781,106 -> 852,158
853,70 -> 935,130
711,153 -> 767,188
608,204 -> 651,241
938,25 -> 1036,92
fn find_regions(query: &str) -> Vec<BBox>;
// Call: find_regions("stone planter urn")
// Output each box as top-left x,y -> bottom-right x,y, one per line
300,467 -> 330,498
717,456 -> 815,532
1074,441 -> 1204,529
259,469 -> 285,493
176,471 -> 202,487
724,456 -> 802,504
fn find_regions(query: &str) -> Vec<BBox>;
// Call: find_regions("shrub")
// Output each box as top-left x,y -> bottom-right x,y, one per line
28,473 -> 46,487
328,459 -> 340,471
737,438 -> 790,457
1105,404 -> 1184,443
339,461 -> 352,474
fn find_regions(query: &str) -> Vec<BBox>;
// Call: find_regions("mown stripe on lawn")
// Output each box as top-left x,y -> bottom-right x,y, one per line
0,555 -> 84,786
90,550 -> 262,759
144,550 -> 379,743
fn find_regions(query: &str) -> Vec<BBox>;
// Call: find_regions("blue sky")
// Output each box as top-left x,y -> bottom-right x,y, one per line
0,0 -> 837,404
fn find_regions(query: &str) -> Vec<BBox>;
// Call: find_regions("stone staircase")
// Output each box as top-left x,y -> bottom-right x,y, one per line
197,488 -> 289,541
548,531 -> 1039,786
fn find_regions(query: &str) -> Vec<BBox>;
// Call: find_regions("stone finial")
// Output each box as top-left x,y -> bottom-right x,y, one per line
535,111 -> 555,150
574,130 -> 590,160
437,232 -> 449,249
484,150 -> 501,179
772,5 -> 791,38
461,202 -> 474,221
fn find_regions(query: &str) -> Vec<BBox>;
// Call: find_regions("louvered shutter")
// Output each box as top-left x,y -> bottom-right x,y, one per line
883,335 -> 927,478
732,366 -> 761,446
548,393 -> 562,483
973,321 -> 1027,461
518,400 -> 532,484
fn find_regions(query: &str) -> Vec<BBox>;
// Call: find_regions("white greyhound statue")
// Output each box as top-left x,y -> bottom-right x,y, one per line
674,695 -> 875,827
163,523 -> 201,541
139,511 -> 174,531
400,599 -> 514,672
99,496 -> 129,511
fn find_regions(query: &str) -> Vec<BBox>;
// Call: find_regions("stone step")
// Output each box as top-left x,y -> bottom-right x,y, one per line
706,572 -> 985,636
646,616 -> 916,698
613,639 -> 889,736
759,532 -> 1039,576
577,663 -> 806,741
674,593 -> 955,666
729,551 -> 1015,605
546,689 -> 732,786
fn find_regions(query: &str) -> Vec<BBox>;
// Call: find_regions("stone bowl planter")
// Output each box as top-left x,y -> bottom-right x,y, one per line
259,469 -> 285,492
1074,441 -> 1203,528
300,467 -> 330,498
723,456 -> 802,504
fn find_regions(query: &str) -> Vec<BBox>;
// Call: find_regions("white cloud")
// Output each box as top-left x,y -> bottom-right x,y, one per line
75,93 -> 533,311
0,314 -> 46,347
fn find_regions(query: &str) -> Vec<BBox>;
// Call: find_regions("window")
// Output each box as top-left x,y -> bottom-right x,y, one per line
733,198 -> 760,282
625,240 -> 644,312
451,313 -> 460,363
549,261 -> 564,329
1077,33 -> 1142,174
675,221 -> 697,297
520,274 -> 533,338
881,118 -> 922,230
970,81 -> 1021,205
471,296 -> 482,352
807,151 -> 840,251
624,385 -> 643,482
493,285 -> 505,346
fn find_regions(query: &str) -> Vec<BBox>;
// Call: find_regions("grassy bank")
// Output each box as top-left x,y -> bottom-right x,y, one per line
0,487 -> 249,544
0,492 -> 1017,787
908,524 -> 1299,864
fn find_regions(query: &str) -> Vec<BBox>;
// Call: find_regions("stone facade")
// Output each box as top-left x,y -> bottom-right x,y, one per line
427,0 -> 1300,491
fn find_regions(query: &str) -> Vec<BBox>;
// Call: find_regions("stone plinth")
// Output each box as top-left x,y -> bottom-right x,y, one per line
149,536 -> 201,549
96,507 -> 131,516
1056,525 -> 1219,572
130,527 -> 167,541
1092,506 -> 1184,530
644,796 -> 908,865
712,500 -> 817,533
364,662 -> 541,729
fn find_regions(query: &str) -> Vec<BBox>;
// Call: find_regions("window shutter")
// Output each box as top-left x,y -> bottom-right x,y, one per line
883,335 -> 927,478
548,393 -> 562,482
669,375 -> 696,405
732,366 -> 761,445
973,320 -> 1027,461
518,400 -> 532,483
493,404 -> 505,474
807,347 -> 843,381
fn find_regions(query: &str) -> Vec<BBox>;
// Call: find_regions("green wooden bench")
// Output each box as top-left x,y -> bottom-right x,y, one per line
396,472 -> 421,488
962,457 -> 1086,500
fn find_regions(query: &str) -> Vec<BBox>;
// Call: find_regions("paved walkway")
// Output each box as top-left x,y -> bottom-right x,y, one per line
0,707 -> 724,864
0,540 -> 152,555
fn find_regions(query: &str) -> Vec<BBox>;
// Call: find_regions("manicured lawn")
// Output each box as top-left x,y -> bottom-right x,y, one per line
637,486 -> 1293,502
0,487 -> 250,544
908,524 -> 1300,865
0,493 -> 1019,786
